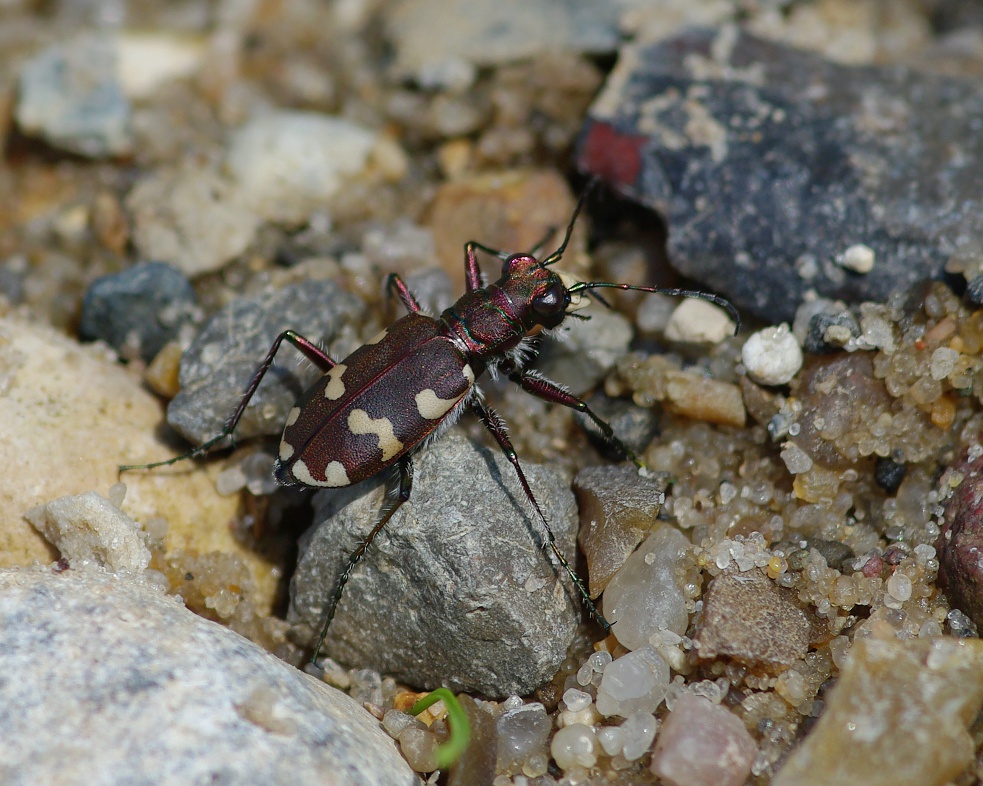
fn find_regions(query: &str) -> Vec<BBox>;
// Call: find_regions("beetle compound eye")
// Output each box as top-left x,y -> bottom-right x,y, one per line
532,282 -> 569,316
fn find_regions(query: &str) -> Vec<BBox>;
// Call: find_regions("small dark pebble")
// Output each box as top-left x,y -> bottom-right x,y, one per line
883,544 -> 910,566
777,539 -> 854,572
803,312 -> 861,354
861,554 -> 885,578
79,261 -> 197,362
965,275 -> 983,307
575,390 -> 660,460
809,539 -> 856,572
874,455 -> 908,495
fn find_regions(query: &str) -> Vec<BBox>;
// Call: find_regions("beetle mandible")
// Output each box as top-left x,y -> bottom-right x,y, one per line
122,187 -> 739,665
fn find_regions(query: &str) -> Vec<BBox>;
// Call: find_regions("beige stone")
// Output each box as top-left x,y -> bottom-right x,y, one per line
774,635 -> 983,786
0,316 -> 278,614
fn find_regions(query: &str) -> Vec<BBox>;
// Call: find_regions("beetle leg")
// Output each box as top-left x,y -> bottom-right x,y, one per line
119,330 -> 336,472
385,273 -> 422,313
471,399 -> 611,632
310,456 -> 414,665
508,369 -> 646,470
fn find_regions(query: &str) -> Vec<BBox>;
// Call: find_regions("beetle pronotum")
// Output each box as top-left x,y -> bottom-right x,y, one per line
123,186 -> 739,664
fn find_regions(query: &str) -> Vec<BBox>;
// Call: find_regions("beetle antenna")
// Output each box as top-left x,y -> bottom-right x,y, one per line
569,282 -> 741,333
542,178 -> 599,267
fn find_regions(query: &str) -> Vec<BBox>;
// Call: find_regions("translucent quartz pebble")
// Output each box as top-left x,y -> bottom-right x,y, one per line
602,527 -> 690,651
595,646 -> 670,718
497,702 -> 551,774
398,725 -> 438,773
621,712 -> 658,761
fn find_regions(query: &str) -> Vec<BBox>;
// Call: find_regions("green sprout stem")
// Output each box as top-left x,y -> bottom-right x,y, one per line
409,687 -> 471,770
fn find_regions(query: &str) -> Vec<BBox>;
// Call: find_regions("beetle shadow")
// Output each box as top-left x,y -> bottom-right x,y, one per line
471,440 -> 583,614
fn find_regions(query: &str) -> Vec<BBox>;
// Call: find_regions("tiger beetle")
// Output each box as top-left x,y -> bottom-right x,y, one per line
121,186 -> 739,666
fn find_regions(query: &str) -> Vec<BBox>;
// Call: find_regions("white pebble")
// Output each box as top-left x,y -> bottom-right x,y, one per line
839,243 -> 875,274
562,689 -> 592,713
664,299 -> 736,344
887,572 -> 913,602
742,324 -> 802,386
550,724 -> 597,770
597,726 -> 623,756
930,347 -> 959,381
589,651 -> 613,672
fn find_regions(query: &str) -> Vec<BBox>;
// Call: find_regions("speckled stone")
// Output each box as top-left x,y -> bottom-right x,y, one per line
694,569 -> 819,672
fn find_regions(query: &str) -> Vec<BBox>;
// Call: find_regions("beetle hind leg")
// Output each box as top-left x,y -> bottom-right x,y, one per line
472,400 -> 611,633
309,455 -> 414,665
119,330 -> 337,474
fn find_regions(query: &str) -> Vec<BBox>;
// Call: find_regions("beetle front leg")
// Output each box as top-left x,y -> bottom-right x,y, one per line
508,369 -> 646,469
310,455 -> 414,665
385,273 -> 422,314
119,330 -> 336,473
472,400 -> 611,632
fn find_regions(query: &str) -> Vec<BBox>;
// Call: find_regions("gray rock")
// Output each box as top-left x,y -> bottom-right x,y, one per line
386,0 -> 628,86
16,33 -> 132,157
167,281 -> 364,445
578,26 -> 983,321
127,165 -> 262,277
79,261 -> 197,362
290,429 -> 580,698
225,111 -> 378,226
0,565 -> 419,786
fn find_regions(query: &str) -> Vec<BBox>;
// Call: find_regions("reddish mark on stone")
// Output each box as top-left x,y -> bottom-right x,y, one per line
577,121 -> 646,187
914,339 -> 927,351
54,557 -> 70,572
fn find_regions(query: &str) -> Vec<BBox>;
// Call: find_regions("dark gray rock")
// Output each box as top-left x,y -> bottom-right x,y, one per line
577,27 -> 983,322
289,429 -> 580,698
0,565 -> 419,786
79,261 -> 197,362
167,281 -> 363,445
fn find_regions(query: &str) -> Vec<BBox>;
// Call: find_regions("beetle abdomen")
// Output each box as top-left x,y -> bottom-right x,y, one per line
275,314 -> 475,487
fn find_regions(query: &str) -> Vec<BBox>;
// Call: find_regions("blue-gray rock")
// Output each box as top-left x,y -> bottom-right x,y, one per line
167,281 -> 364,445
0,565 -> 419,786
289,429 -> 580,698
79,261 -> 197,362
16,33 -> 132,157
577,26 -> 983,322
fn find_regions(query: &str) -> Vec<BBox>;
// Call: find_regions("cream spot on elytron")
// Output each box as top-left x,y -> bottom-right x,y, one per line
415,388 -> 464,420
285,406 -> 301,427
324,364 -> 347,400
278,439 -> 295,461
462,364 -> 475,384
347,409 -> 403,462
293,458 -> 350,488
365,328 -> 388,345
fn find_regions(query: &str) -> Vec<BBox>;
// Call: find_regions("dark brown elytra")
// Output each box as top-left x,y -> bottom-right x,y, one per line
121,186 -> 740,666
